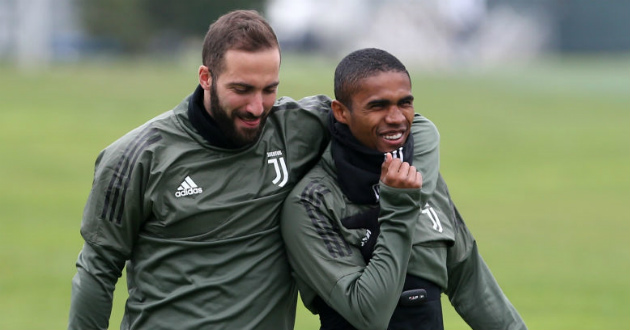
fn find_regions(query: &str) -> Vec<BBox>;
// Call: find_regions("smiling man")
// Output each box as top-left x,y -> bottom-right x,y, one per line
67,10 -> 336,330
280,48 -> 527,330
335,70 -> 415,152
200,47 -> 281,146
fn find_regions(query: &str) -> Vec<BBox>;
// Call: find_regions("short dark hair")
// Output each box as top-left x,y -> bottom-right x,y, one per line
334,48 -> 410,108
202,10 -> 279,77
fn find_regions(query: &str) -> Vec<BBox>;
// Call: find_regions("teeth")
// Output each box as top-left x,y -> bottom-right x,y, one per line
383,133 -> 402,140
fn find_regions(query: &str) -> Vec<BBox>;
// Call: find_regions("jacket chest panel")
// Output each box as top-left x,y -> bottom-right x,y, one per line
146,144 -> 295,240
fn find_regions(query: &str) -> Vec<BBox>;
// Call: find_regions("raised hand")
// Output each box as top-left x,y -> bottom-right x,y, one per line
380,153 -> 422,189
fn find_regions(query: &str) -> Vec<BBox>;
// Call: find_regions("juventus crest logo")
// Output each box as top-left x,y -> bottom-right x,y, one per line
390,147 -> 404,162
267,150 -> 288,187
372,184 -> 380,202
421,203 -> 443,233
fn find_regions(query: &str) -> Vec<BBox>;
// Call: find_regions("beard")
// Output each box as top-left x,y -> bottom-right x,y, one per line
209,81 -> 269,148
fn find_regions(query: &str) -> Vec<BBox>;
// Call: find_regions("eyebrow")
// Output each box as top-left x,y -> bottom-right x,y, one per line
366,95 -> 414,107
366,99 -> 391,107
400,95 -> 415,103
265,82 -> 280,89
227,81 -> 280,90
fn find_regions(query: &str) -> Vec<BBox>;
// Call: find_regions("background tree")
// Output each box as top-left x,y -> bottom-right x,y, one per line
78,0 -> 266,54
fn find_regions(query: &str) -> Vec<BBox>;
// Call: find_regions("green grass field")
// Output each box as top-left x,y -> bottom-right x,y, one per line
1,54 -> 628,329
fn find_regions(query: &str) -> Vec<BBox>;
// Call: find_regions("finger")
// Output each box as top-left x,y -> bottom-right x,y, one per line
408,166 -> 422,188
386,163 -> 422,189
385,152 -> 393,163
387,157 -> 403,174
398,161 -> 411,177
407,165 -> 419,179
380,153 -> 393,181
382,159 -> 407,187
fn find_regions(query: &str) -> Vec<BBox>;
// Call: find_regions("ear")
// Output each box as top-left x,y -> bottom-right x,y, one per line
198,65 -> 212,90
331,100 -> 350,124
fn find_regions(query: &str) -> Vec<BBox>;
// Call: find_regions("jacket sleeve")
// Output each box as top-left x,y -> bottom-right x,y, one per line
278,94 -> 332,176
411,114 -> 440,206
69,243 -> 125,330
68,134 -> 153,329
445,206 -> 528,330
281,180 -> 422,330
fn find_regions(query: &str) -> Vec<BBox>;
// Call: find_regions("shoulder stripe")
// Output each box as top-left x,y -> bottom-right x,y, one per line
300,181 -> 353,258
101,126 -> 162,224
114,133 -> 162,223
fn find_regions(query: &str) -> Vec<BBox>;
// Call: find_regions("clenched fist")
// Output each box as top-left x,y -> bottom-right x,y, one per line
379,153 -> 422,189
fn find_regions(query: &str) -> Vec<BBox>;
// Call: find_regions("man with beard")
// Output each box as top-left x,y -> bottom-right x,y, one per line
67,10 -> 442,330
280,48 -> 527,330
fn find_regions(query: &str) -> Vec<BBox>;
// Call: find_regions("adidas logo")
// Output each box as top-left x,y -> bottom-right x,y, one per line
175,176 -> 203,198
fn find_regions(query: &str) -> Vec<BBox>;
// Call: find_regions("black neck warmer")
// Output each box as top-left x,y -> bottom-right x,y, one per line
187,85 -> 241,149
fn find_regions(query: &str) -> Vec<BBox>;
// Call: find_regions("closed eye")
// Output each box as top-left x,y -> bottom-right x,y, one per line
264,84 -> 279,94
367,100 -> 390,110
398,96 -> 414,107
231,84 -> 253,94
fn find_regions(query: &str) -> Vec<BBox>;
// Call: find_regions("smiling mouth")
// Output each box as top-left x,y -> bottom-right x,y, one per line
238,117 -> 261,128
383,132 -> 403,140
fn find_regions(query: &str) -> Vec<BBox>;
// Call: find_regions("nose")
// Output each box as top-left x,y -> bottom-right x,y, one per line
245,92 -> 265,117
384,106 -> 405,124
